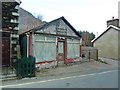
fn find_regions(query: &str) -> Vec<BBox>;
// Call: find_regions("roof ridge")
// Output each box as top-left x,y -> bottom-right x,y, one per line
108,25 -> 120,30
92,25 -> 120,42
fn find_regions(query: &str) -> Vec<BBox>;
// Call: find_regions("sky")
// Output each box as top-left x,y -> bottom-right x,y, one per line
20,0 -> 119,36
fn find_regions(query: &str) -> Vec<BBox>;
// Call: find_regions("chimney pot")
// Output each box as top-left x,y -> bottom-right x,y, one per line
112,16 -> 114,19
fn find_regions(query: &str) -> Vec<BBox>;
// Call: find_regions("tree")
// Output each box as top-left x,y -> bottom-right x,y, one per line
77,31 -> 96,46
90,32 -> 95,41
33,13 -> 44,21
36,14 -> 44,21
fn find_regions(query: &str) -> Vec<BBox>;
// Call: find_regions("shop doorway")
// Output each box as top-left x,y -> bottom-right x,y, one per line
57,39 -> 67,64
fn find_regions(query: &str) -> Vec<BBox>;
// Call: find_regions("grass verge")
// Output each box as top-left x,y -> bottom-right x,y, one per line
93,58 -> 109,64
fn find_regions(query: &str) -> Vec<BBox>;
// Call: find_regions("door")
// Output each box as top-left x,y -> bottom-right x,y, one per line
2,37 -> 10,67
58,41 -> 65,61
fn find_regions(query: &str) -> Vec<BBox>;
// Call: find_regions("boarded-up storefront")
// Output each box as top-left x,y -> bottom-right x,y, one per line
20,17 -> 82,69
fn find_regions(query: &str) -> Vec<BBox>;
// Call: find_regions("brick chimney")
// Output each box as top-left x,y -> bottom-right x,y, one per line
107,17 -> 119,27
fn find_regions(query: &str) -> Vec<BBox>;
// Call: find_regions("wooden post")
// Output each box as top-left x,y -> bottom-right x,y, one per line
89,50 -> 90,62
80,45 -> 82,57
96,49 -> 98,60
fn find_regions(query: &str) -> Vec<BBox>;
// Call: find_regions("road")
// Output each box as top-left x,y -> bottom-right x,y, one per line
1,68 -> 118,88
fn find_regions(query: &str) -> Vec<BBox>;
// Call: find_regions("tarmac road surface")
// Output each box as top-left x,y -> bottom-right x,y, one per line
1,68 -> 118,88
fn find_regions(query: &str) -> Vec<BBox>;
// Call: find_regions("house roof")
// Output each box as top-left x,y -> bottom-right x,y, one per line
19,24 -> 46,35
19,16 -> 81,37
92,25 -> 120,43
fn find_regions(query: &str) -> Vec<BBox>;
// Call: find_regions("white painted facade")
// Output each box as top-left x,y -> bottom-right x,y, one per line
93,27 -> 119,60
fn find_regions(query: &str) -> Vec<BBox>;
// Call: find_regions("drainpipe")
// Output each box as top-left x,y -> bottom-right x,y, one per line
80,38 -> 82,57
56,37 -> 58,67
29,33 -> 33,56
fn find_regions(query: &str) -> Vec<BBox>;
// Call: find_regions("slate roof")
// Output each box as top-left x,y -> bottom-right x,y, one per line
20,16 -> 81,37
18,8 -> 45,34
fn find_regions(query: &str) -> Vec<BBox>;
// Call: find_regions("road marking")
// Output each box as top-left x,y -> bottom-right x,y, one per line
0,70 -> 117,88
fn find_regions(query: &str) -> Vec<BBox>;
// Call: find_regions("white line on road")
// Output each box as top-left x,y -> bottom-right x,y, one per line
0,70 -> 117,88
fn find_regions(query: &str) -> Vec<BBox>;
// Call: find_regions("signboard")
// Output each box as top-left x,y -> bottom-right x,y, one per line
56,28 -> 67,35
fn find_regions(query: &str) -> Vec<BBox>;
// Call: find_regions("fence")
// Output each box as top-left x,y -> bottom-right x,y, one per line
17,56 -> 36,78
81,46 -> 98,60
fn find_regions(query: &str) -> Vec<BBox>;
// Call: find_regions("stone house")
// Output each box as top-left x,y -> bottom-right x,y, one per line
0,0 -> 21,67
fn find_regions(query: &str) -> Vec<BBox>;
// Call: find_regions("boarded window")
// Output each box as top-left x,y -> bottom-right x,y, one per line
34,35 -> 56,62
67,39 -> 80,59
58,42 -> 64,54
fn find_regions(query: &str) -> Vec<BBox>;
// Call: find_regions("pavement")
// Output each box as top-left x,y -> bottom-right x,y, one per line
36,57 -> 118,77
0,57 -> 118,82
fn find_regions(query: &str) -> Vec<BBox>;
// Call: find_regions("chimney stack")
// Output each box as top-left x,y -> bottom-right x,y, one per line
107,17 -> 119,27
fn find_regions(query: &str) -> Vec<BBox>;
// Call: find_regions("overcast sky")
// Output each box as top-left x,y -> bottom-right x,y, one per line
20,0 -> 119,36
